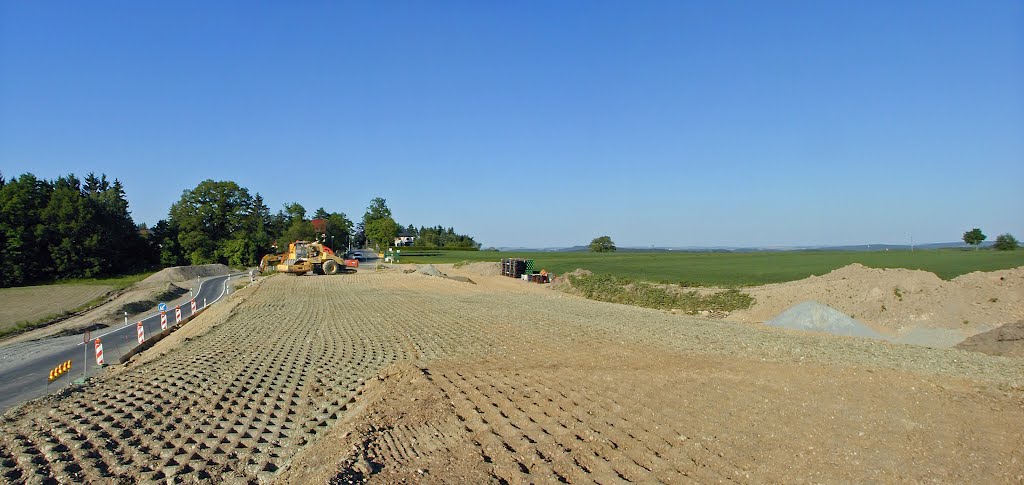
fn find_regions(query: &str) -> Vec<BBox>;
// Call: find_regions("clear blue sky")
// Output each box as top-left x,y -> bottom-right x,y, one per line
2,1 -> 1021,248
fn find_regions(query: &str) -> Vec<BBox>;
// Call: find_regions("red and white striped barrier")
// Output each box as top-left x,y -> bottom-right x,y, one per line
94,338 -> 104,366
136,321 -> 144,344
191,299 -> 197,313
160,311 -> 167,330
175,306 -> 182,324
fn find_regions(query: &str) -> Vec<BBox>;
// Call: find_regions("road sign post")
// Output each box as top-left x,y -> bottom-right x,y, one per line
79,330 -> 90,384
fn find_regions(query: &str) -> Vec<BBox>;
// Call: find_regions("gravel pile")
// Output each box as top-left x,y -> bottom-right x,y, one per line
765,301 -> 889,340
415,264 -> 445,277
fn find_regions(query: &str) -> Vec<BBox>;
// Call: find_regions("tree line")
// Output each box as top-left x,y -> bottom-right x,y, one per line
0,173 -> 479,286
0,173 -> 150,287
357,197 -> 479,250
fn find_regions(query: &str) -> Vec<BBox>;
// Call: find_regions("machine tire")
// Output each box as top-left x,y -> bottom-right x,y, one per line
323,260 -> 340,275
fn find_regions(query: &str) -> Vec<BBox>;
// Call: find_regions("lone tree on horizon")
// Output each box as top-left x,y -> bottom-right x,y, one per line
962,228 -> 986,250
994,233 -> 1018,251
589,236 -> 617,252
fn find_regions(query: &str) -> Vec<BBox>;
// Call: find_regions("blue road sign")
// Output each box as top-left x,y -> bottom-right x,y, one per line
158,303 -> 167,312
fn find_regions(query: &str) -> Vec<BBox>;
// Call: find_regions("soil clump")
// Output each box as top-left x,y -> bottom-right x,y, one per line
955,321 -> 1024,358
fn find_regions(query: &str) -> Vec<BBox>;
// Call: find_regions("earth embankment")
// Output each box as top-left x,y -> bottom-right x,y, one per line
0,272 -> 1020,483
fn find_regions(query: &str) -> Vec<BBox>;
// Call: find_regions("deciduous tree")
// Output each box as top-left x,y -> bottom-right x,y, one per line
994,233 -> 1018,251
589,236 -> 617,252
962,228 -> 986,250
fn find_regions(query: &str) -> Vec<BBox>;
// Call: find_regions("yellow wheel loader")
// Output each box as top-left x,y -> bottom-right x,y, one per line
258,241 -> 359,275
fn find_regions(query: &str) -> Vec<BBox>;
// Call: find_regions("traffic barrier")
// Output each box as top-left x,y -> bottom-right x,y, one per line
175,306 -> 182,324
117,274 -> 240,365
48,360 -> 72,381
94,338 -> 105,366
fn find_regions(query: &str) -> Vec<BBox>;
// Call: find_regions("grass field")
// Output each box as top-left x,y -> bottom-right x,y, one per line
402,249 -> 1024,287
0,271 -> 155,338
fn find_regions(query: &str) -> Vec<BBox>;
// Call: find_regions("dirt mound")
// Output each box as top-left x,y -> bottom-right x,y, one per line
550,268 -> 592,291
415,264 -> 445,277
955,321 -> 1024,358
455,261 -> 501,276
139,264 -> 231,287
766,301 -> 889,340
728,264 -> 1024,344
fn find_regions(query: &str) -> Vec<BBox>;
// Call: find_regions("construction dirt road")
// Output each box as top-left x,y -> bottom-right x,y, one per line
1,270 -> 1022,483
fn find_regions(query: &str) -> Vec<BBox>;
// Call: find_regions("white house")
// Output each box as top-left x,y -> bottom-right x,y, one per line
394,234 -> 415,247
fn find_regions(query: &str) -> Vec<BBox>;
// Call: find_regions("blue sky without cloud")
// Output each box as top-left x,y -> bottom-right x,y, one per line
1,1 -> 1021,248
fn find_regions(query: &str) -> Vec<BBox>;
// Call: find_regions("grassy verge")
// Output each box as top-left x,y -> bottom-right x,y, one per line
567,272 -> 754,313
405,249 -> 1024,286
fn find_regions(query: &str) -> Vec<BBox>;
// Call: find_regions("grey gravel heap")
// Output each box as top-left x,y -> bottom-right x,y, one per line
765,301 -> 889,341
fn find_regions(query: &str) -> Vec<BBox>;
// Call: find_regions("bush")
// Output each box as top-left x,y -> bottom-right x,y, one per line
994,234 -> 1018,251
566,273 -> 753,313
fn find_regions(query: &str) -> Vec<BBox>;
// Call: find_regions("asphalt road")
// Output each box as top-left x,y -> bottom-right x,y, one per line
0,273 -> 246,414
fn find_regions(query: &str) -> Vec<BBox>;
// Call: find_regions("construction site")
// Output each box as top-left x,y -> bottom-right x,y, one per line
0,262 -> 1021,483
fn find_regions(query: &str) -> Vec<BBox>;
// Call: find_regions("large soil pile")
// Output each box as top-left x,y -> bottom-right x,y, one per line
455,261 -> 501,276
728,264 -> 1024,341
955,321 -> 1024,358
139,264 -> 232,287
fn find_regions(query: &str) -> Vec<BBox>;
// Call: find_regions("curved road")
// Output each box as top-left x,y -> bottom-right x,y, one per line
0,273 -> 246,413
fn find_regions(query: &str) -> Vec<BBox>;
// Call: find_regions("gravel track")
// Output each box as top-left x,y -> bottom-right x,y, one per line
1,272 -> 1022,483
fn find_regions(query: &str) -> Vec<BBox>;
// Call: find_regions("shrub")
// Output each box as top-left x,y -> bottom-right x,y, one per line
994,234 -> 1018,251
566,273 -> 753,313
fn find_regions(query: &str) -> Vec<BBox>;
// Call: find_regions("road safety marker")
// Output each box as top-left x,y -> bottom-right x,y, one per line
190,299 -> 197,313
175,306 -> 182,324
136,321 -> 145,344
94,338 -> 105,366
160,311 -> 167,330
48,360 -> 72,381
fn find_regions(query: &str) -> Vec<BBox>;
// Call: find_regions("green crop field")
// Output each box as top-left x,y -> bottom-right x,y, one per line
401,249 -> 1024,287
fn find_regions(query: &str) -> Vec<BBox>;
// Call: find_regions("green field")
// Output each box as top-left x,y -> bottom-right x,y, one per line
0,270 -> 154,339
401,249 -> 1024,287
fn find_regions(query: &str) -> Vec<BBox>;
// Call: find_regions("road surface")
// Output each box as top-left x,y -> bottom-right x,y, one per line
0,273 -> 245,413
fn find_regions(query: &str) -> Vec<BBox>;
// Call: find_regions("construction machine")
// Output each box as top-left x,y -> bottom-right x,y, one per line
258,241 -> 359,275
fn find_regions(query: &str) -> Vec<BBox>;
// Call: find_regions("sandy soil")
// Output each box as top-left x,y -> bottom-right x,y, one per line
956,321 -> 1024,358
0,284 -> 113,332
727,264 -> 1024,345
0,270 -> 1021,483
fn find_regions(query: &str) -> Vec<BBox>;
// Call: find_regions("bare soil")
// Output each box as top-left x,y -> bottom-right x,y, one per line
0,271 -> 1021,483
138,264 -> 232,288
956,321 -> 1024,358
727,264 -> 1024,345
0,284 -> 113,332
